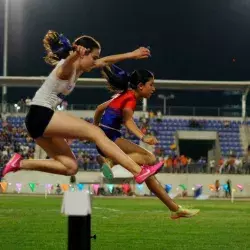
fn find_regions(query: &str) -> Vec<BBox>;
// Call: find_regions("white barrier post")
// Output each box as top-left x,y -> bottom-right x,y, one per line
61,191 -> 93,250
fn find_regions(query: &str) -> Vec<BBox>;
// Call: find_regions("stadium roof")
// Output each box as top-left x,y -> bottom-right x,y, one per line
0,76 -> 249,91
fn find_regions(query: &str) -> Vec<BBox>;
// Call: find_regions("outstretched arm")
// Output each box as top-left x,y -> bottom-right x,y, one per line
94,47 -> 150,68
123,108 -> 145,140
94,100 -> 111,126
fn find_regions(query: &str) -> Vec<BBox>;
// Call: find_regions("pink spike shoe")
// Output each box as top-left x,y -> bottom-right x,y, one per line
135,161 -> 164,184
1,153 -> 22,177
143,161 -> 165,175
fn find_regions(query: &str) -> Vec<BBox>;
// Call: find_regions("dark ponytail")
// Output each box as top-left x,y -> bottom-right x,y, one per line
102,65 -> 130,92
102,65 -> 154,93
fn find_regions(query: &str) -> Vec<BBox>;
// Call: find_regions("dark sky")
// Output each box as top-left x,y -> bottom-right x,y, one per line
0,0 -> 4,76
0,0 -> 249,108
0,0 -> 250,80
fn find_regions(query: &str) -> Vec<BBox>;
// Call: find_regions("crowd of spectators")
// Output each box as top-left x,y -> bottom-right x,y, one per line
1,111 -> 249,175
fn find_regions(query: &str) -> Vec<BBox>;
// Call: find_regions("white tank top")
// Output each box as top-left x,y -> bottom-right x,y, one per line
30,60 -> 76,110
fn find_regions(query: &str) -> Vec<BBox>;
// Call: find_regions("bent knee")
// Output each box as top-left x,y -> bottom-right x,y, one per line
64,161 -> 78,176
65,166 -> 78,176
147,153 -> 157,165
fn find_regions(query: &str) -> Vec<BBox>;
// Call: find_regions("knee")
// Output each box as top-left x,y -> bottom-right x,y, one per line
65,161 -> 78,176
147,153 -> 157,165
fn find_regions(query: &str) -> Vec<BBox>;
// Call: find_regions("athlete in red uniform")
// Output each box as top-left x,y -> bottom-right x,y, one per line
94,65 -> 200,219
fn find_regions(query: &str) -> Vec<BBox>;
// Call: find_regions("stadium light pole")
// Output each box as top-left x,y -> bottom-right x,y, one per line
2,0 -> 9,113
158,94 -> 175,115
142,98 -> 147,112
158,94 -> 167,115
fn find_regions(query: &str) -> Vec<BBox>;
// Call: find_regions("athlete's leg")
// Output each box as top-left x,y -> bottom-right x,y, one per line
41,111 -> 141,176
3,112 -> 161,183
115,138 -> 156,165
114,138 -> 178,211
100,136 -> 161,180
20,137 -> 78,175
144,176 -> 178,211
115,138 -> 200,217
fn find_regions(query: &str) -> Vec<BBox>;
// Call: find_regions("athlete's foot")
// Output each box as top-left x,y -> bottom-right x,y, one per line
135,161 -> 164,184
170,206 -> 200,220
143,161 -> 165,175
101,159 -> 114,180
1,153 -> 22,177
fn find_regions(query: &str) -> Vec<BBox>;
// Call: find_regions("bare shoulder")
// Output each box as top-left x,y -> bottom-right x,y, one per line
55,61 -> 75,81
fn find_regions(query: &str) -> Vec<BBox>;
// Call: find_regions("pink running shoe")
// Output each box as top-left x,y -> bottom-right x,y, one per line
143,161 -> 165,175
135,161 -> 164,184
1,153 -> 22,177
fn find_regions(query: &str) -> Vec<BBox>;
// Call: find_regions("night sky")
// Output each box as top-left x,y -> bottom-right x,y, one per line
0,0 -> 249,109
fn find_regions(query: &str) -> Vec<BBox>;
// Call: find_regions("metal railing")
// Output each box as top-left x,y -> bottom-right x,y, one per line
2,103 -> 247,117
70,104 -> 243,117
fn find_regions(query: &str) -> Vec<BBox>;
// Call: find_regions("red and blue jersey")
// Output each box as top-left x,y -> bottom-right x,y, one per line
100,90 -> 137,130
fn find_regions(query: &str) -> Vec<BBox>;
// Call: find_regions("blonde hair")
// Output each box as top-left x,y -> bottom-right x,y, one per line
43,30 -> 67,66
43,30 -> 100,66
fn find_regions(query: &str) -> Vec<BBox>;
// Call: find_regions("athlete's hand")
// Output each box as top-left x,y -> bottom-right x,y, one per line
73,45 -> 90,58
94,59 -> 107,68
131,47 -> 151,60
142,135 -> 158,145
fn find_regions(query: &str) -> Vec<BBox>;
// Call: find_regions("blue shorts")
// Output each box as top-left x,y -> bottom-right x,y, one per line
96,126 -> 121,156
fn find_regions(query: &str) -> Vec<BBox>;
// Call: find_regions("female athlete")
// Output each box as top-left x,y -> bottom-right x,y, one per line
94,65 -> 200,219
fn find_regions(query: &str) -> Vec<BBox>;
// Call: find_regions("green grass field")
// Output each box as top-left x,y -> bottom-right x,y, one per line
0,195 -> 250,250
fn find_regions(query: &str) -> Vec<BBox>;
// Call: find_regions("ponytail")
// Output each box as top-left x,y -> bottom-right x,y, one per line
101,65 -> 154,93
43,30 -> 73,66
102,65 -> 130,93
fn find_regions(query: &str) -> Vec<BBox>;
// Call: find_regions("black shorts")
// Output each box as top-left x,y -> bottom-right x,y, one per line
25,105 -> 54,139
